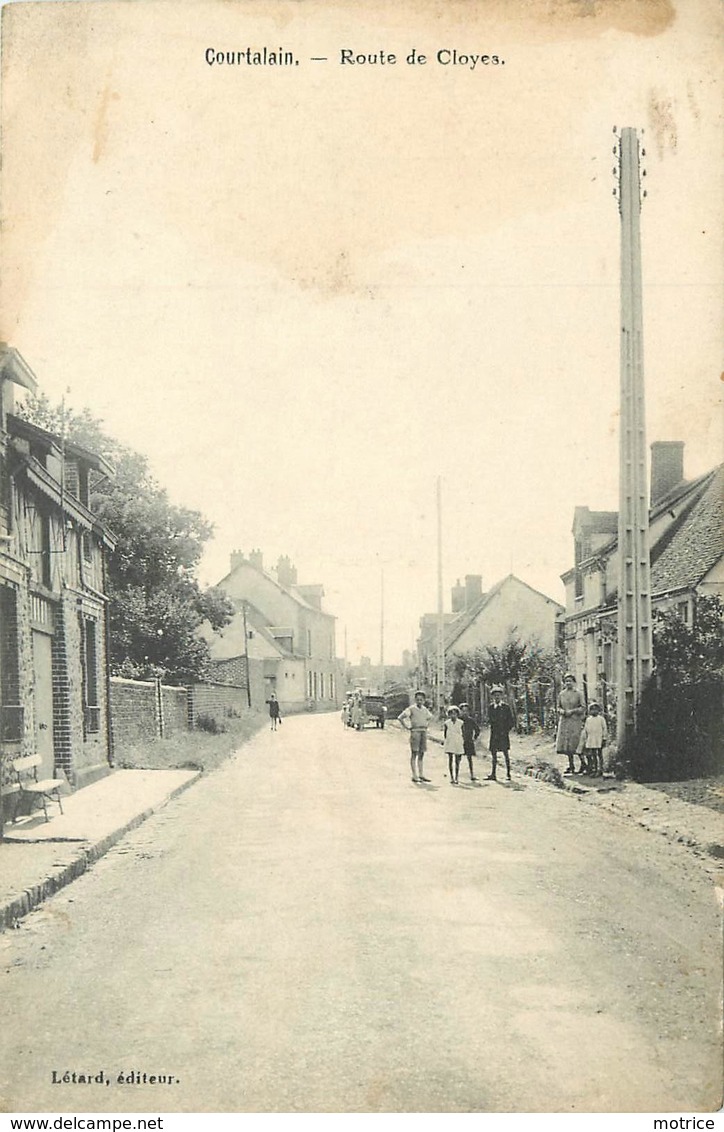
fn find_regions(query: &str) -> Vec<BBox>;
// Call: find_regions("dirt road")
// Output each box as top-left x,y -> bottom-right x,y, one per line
1,713 -> 720,1112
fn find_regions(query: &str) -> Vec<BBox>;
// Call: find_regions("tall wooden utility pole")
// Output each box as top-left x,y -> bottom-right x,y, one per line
615,126 -> 652,743
436,476 -> 445,715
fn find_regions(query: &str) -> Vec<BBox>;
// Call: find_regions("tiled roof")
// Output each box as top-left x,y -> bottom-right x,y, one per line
650,465 -> 724,594
587,469 -> 717,561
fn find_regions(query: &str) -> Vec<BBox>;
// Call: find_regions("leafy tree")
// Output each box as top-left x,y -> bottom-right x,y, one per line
18,392 -> 233,683
449,631 -> 563,730
618,595 -> 724,780
652,594 -> 724,686
449,629 -> 551,686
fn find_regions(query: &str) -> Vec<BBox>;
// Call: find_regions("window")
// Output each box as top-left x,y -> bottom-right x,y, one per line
307,629 -> 312,656
573,539 -> 584,599
80,617 -> 100,735
0,585 -> 22,741
40,513 -> 52,588
320,673 -> 325,699
78,466 -> 90,508
676,601 -> 689,624
308,670 -> 313,698
313,671 -> 318,699
82,532 -> 93,564
0,450 -> 9,533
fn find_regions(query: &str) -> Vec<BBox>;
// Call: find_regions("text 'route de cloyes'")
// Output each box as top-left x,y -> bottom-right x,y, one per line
204,47 -> 506,70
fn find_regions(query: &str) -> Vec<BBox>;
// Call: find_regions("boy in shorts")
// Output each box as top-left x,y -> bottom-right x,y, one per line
398,690 -> 434,783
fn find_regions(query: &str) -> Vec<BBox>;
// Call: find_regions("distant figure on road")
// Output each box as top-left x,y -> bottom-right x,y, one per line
350,691 -> 364,731
398,690 -> 434,784
556,673 -> 586,775
443,704 -> 465,785
487,684 -> 515,781
459,703 -> 480,782
578,701 -> 608,776
267,692 -> 281,731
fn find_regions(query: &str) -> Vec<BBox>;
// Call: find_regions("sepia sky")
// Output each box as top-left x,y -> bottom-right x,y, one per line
1,0 -> 721,663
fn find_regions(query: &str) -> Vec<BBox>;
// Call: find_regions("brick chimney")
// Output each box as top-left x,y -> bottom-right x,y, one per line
464,574 -> 482,610
451,579 -> 466,613
650,442 -> 684,506
249,548 -> 264,572
229,549 -> 245,572
276,554 -> 296,588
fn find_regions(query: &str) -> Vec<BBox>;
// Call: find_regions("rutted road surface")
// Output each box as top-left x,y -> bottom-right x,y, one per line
1,713 -> 721,1112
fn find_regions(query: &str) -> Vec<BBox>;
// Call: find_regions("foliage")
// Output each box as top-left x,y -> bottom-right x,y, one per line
18,393 -> 233,683
194,712 -> 227,734
652,595 -> 724,685
449,630 -> 557,687
618,595 -> 724,781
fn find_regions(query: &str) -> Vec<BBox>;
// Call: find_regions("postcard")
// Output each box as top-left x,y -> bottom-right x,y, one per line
0,0 -> 721,1119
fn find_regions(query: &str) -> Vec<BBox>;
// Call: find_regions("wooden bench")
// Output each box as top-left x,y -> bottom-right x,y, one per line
5,755 -> 65,823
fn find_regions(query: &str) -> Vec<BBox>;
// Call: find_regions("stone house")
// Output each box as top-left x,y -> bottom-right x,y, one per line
561,441 -> 724,706
207,550 -> 340,712
0,348 -> 116,813
417,572 -> 564,697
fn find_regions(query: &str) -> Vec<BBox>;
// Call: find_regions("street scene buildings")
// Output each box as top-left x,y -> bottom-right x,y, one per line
0,349 -> 116,794
0,0 -> 722,1118
562,442 -> 724,708
205,549 -> 340,713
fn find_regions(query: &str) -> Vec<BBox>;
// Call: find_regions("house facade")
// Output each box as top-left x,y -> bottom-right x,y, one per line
0,348 -> 116,814
417,572 -> 564,697
209,550 -> 340,712
561,441 -> 724,707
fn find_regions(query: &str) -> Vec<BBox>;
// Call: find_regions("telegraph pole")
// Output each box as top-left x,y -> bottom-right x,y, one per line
436,476 -> 445,715
615,126 -> 653,743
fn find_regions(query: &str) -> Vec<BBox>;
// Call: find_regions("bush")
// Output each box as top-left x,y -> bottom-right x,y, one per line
195,712 -> 227,734
617,678 -> 723,781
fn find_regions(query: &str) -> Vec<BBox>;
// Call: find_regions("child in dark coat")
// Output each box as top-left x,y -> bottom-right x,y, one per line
487,685 -> 515,781
459,703 -> 480,782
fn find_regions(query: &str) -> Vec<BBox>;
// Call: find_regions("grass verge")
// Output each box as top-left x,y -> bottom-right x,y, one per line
113,710 -> 268,775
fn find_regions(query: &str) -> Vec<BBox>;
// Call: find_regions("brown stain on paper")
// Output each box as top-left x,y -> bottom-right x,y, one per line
93,85 -> 120,164
648,89 -> 679,158
0,0 -> 691,328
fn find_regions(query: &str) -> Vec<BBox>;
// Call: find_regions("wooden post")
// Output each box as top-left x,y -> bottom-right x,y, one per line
615,127 -> 653,744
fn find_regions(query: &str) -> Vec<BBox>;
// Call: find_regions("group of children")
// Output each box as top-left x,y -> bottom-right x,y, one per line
441,687 -> 516,784
398,686 -> 515,785
399,679 -> 610,784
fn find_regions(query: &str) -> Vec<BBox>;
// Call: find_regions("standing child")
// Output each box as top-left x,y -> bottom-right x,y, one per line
398,690 -> 434,784
444,705 -> 465,784
267,692 -> 281,732
459,703 -> 480,782
487,685 -> 515,781
579,701 -> 608,776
